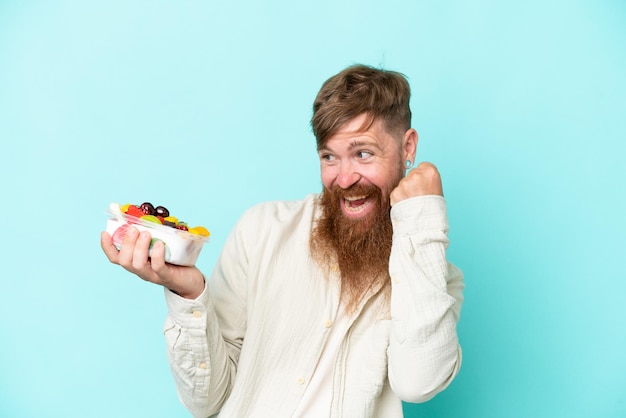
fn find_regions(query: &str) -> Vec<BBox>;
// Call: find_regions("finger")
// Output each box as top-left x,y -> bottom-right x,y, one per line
117,226 -> 140,268
415,161 -> 436,171
149,239 -> 167,272
131,230 -> 153,270
390,192 -> 399,207
100,232 -> 120,264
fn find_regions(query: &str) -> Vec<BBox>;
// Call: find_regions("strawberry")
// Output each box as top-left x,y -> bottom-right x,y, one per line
125,205 -> 144,218
111,223 -> 130,248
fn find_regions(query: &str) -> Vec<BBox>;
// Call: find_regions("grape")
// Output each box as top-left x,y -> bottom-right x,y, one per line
140,202 -> 155,215
155,206 -> 170,218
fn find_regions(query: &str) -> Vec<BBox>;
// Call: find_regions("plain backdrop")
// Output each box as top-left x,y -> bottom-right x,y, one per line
1,1 -> 625,417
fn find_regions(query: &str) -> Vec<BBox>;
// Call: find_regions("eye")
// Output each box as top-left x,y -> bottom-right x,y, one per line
356,150 -> 373,159
320,153 -> 335,162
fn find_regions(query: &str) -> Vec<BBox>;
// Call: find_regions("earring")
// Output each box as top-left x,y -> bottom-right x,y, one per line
405,160 -> 413,169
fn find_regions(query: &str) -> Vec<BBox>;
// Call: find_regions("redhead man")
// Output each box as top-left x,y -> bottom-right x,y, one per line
101,64 -> 464,418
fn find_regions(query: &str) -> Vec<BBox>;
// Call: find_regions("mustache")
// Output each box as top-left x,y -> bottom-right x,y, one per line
325,182 -> 382,199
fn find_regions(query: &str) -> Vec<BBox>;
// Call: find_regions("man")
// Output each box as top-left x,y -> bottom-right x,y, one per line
101,64 -> 464,417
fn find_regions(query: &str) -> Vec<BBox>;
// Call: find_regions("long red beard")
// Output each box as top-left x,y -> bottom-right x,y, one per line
310,183 -> 394,314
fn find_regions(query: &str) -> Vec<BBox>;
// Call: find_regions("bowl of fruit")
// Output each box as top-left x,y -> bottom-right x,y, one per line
105,201 -> 210,266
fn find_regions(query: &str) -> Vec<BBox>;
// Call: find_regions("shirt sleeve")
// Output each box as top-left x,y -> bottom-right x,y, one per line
387,195 -> 464,403
163,210 -> 252,417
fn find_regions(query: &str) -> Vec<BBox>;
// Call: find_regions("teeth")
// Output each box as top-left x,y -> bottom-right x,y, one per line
344,195 -> 367,201
345,204 -> 365,212
343,195 -> 370,213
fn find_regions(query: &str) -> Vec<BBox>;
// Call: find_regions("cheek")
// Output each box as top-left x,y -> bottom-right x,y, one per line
320,166 -> 336,189
365,167 -> 389,188
371,165 -> 403,193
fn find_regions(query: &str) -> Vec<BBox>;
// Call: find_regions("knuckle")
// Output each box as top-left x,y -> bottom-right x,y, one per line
406,169 -> 419,179
131,259 -> 145,271
119,260 -> 132,271
418,162 -> 439,178
152,260 -> 166,274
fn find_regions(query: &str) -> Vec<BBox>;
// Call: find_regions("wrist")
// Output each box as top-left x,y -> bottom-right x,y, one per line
168,273 -> 206,300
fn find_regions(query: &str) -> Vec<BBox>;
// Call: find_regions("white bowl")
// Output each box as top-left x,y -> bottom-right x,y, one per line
105,203 -> 209,266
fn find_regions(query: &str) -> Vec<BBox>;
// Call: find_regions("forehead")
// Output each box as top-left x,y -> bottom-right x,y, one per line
321,114 -> 397,151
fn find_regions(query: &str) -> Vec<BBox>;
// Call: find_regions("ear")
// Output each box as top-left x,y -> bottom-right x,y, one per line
402,128 -> 418,162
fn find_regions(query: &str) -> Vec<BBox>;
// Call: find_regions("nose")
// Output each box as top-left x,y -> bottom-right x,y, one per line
336,160 -> 361,189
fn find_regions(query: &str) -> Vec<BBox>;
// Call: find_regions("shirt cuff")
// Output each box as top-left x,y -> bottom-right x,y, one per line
390,195 -> 448,236
163,282 -> 210,329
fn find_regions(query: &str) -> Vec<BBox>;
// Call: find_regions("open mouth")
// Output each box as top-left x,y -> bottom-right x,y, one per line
342,194 -> 373,216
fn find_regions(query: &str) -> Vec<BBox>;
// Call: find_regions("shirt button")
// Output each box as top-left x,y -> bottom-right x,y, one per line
330,263 -> 339,273
192,310 -> 202,318
324,319 -> 333,328
392,276 -> 400,284
296,376 -> 305,385
199,362 -> 207,369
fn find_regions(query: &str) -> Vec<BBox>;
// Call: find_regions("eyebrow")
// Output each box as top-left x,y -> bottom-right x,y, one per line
349,139 -> 378,149
318,139 -> 380,153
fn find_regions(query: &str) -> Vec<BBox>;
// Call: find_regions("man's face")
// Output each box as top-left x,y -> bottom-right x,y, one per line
318,113 -> 407,222
312,113 -> 415,313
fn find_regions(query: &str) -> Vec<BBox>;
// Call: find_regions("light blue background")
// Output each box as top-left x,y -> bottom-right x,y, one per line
1,1 -> 625,417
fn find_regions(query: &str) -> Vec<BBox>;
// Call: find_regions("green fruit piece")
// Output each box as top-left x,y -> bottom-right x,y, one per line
141,215 -> 162,224
149,238 -> 170,260
149,238 -> 165,248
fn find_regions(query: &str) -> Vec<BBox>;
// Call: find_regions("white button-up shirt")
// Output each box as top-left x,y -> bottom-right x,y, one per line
163,194 -> 464,417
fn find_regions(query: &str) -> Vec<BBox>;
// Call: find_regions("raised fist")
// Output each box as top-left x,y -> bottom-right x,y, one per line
390,162 -> 443,206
